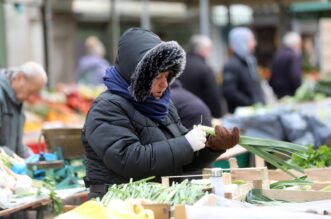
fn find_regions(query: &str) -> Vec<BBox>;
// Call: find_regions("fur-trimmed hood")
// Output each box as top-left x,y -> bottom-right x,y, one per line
114,28 -> 186,102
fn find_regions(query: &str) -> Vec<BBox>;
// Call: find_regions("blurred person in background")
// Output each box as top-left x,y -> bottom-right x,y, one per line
76,36 -> 110,85
170,80 -> 212,129
0,62 -> 47,158
222,27 -> 265,113
179,35 -> 223,118
269,31 -> 302,99
160,33 -> 212,129
82,28 -> 239,199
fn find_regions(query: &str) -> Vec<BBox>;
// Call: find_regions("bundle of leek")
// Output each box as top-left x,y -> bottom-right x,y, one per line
200,126 -> 308,178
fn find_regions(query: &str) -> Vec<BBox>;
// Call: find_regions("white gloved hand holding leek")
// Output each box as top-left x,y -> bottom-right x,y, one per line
185,125 -> 206,151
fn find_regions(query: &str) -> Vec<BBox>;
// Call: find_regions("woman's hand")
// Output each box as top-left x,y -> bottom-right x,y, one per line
206,126 -> 239,151
185,125 -> 207,151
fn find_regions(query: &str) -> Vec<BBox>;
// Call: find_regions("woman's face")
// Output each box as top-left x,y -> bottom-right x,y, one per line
151,71 -> 169,100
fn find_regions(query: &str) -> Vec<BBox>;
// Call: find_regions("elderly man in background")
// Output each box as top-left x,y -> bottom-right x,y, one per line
269,32 -> 302,99
0,62 -> 48,158
179,35 -> 223,118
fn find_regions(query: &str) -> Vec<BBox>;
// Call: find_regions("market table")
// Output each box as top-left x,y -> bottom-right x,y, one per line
0,197 -> 51,219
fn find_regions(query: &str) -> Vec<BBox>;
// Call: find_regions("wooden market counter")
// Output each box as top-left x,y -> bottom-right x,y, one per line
0,189 -> 88,218
0,197 -> 51,218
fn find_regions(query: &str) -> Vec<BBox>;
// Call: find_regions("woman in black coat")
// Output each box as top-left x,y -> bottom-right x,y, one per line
82,28 -> 239,199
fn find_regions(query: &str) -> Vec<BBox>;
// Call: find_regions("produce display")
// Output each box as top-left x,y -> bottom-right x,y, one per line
56,176 -> 209,219
24,84 -> 105,132
101,177 -> 207,207
0,149 -> 41,209
284,75 -> 331,103
0,149 -> 63,214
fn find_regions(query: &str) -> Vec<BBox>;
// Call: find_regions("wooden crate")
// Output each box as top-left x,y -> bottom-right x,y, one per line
162,171 -> 255,201
224,182 -> 253,201
203,166 -> 269,189
142,204 -> 170,219
268,167 -> 331,190
259,189 -> 331,202
229,156 -> 331,191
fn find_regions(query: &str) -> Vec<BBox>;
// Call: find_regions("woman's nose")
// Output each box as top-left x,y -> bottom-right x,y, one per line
160,77 -> 168,88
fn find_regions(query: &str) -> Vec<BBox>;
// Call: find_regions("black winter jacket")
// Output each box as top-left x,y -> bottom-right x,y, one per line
82,28 -> 222,186
82,92 -> 220,184
223,54 -> 265,113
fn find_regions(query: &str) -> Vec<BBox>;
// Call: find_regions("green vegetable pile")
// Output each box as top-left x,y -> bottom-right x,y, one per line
290,145 -> 331,168
101,177 -> 207,207
288,76 -> 331,103
246,189 -> 287,205
269,177 -> 312,190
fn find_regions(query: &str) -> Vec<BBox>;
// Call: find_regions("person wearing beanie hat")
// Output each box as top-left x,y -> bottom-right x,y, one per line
82,28 -> 239,199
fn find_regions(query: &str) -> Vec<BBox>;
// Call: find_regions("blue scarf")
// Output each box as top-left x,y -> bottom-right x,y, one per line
103,66 -> 170,123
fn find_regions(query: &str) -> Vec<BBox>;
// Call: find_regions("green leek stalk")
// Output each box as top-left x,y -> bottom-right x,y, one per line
200,125 -> 308,178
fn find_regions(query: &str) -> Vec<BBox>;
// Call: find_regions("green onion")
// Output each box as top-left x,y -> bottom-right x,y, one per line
200,125 -> 308,178
246,188 -> 287,205
270,177 -> 312,190
101,178 -> 207,206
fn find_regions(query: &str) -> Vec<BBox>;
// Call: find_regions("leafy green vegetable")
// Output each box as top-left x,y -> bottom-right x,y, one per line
293,79 -> 315,102
245,189 -> 288,205
290,145 -> 331,168
270,177 -> 312,190
200,125 -> 307,178
42,177 -> 64,215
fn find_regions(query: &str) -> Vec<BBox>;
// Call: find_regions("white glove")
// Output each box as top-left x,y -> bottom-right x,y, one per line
185,125 -> 207,151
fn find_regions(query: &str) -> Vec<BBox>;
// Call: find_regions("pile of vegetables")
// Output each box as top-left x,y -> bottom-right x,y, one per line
246,189 -> 287,205
200,126 -> 308,178
285,76 -> 331,103
101,177 -> 207,207
290,145 -> 331,168
57,176 -> 208,219
0,152 -> 36,209
0,149 -> 63,215
269,177 -> 312,190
